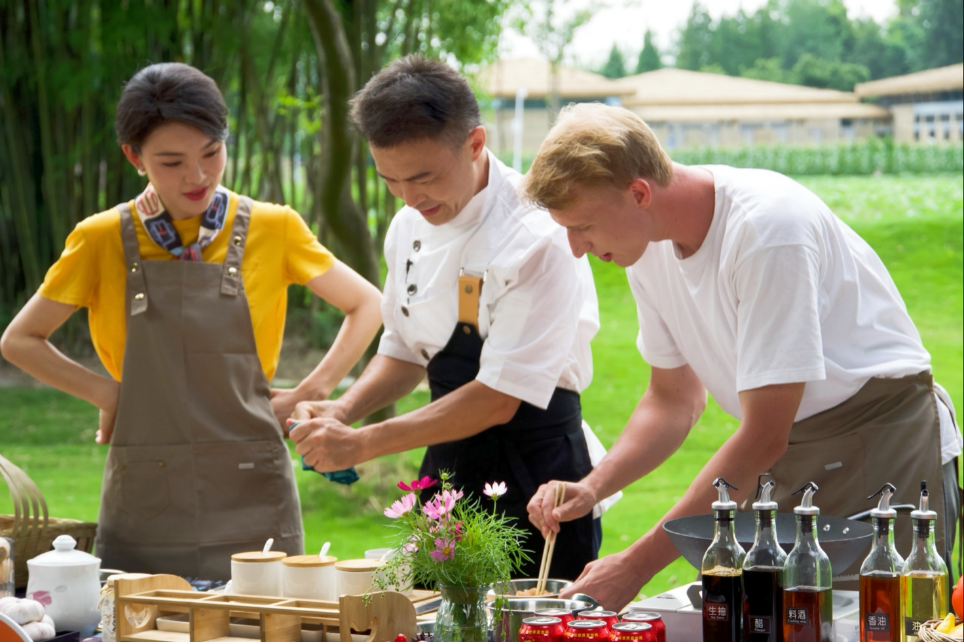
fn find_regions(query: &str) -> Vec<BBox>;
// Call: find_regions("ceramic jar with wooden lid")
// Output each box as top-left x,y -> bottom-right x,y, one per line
282,555 -> 338,601
230,550 -> 286,596
335,559 -> 383,596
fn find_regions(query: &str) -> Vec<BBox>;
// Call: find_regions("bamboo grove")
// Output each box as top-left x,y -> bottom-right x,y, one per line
0,0 -> 510,338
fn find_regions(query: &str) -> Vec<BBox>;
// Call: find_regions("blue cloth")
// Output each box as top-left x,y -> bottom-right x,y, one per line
289,420 -> 360,485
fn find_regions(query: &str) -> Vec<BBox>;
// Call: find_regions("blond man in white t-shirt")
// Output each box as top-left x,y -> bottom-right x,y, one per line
524,103 -> 962,611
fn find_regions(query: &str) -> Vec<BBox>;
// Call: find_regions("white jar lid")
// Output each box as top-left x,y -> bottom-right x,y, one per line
28,535 -> 102,567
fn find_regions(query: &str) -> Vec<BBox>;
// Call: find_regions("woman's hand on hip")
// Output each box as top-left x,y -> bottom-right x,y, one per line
290,399 -> 348,424
288,417 -> 363,471
270,388 -> 310,428
95,380 -> 121,445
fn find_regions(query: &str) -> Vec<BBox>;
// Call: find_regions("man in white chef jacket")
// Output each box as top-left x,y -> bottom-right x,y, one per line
524,103 -> 962,610
289,55 -> 618,579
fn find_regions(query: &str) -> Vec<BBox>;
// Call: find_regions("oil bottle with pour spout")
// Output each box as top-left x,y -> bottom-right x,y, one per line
782,482 -> 832,642
858,482 -> 904,642
901,480 -> 949,641
743,474 -> 787,642
702,477 -> 745,641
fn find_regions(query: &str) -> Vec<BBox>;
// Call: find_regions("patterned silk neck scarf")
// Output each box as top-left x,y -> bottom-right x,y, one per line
133,183 -> 230,261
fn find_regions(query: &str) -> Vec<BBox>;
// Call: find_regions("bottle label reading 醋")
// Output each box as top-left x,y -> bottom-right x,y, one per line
865,613 -> 890,632
748,616 -> 771,634
786,607 -> 810,626
705,602 -> 730,621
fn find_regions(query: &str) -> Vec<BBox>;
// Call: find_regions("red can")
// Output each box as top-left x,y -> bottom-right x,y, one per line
564,619 -> 610,642
519,616 -> 565,642
620,613 -> 665,642
609,622 -> 655,642
535,608 -> 575,629
577,610 -> 619,631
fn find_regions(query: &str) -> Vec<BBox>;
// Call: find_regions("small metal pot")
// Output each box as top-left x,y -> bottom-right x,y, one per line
492,578 -> 573,599
485,597 -> 595,642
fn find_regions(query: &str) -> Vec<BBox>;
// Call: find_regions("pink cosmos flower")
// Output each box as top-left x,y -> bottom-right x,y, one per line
398,476 -> 438,491
483,481 -> 507,500
430,538 -> 456,562
454,521 -> 464,541
403,537 -> 419,553
384,493 -> 417,519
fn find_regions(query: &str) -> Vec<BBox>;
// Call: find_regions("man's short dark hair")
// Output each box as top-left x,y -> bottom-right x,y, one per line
350,55 -> 481,149
116,63 -> 229,151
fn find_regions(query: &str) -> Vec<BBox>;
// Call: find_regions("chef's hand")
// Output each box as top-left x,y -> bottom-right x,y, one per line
290,399 -> 348,424
527,480 -> 597,537
287,417 -> 361,471
95,380 -> 121,445
559,550 -> 647,612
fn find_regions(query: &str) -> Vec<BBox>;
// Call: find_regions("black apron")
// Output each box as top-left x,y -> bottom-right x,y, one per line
417,275 -> 600,581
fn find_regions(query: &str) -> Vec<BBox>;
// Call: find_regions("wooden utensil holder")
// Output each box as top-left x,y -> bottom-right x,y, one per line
113,574 -> 421,642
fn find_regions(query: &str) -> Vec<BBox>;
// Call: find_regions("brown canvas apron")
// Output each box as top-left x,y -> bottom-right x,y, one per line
93,198 -> 304,581
745,372 -> 946,580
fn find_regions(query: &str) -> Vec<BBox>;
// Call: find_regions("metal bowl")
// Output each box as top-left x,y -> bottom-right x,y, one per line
492,578 -> 573,599
485,597 -> 595,642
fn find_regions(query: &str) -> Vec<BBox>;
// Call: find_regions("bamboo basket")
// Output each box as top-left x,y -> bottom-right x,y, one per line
918,616 -> 963,642
0,453 -> 98,587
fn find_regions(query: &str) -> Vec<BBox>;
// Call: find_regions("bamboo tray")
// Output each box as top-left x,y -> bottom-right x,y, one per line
113,574 -> 437,642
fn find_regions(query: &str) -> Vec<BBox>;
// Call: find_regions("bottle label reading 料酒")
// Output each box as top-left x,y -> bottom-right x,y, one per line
786,608 -> 810,626
705,602 -> 730,621
865,614 -> 890,632
748,616 -> 771,634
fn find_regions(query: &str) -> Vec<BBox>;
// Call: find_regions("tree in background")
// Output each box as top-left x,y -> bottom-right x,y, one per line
600,44 -> 627,78
635,30 -> 663,74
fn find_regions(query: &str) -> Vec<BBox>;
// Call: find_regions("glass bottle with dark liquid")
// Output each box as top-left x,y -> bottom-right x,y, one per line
900,481 -> 949,642
743,475 -> 787,642
782,482 -> 833,642
702,477 -> 746,642
858,483 -> 904,642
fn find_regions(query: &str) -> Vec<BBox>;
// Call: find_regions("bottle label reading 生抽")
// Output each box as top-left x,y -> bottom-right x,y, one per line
786,608 -> 810,626
705,603 -> 730,621
748,616 -> 771,634
865,614 -> 890,632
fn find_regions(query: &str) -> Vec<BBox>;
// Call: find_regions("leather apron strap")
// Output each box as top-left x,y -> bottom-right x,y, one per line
95,197 -> 304,581
758,371 -> 945,580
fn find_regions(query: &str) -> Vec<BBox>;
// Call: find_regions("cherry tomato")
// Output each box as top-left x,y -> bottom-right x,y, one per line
394,635 -> 408,642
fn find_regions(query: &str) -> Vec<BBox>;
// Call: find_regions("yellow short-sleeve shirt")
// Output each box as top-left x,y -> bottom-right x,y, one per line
38,190 -> 335,381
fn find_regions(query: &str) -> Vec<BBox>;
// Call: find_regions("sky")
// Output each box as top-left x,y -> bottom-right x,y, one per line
498,0 -> 899,70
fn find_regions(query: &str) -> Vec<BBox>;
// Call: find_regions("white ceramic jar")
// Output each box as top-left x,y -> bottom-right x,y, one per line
334,559 -> 383,596
230,550 -> 286,597
26,535 -> 102,637
282,555 -> 338,601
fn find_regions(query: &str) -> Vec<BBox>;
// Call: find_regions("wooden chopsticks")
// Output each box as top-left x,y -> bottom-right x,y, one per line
536,481 -> 567,595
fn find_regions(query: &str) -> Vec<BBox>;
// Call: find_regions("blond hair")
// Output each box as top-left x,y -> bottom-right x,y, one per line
523,103 -> 673,210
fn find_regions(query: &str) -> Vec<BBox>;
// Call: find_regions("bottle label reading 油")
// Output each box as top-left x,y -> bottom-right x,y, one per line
905,617 -> 927,638
748,616 -> 771,634
705,602 -> 730,621
786,608 -> 810,626
865,613 -> 890,632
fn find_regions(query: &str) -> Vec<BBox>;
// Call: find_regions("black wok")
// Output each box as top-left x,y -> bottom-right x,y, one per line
662,512 -> 873,574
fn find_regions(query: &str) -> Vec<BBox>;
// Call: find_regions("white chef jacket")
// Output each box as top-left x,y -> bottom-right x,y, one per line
628,165 -> 962,463
378,150 -> 599,410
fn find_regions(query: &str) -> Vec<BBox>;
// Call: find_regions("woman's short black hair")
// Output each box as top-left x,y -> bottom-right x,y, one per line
350,55 -> 481,150
115,63 -> 229,150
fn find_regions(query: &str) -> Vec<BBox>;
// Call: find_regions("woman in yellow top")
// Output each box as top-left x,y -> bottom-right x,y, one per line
0,63 -> 383,580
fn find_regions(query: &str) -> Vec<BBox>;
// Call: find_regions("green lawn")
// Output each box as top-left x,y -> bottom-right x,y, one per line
1,174 -> 961,597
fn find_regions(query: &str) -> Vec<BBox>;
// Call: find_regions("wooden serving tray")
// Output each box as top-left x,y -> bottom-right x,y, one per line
113,574 -> 435,642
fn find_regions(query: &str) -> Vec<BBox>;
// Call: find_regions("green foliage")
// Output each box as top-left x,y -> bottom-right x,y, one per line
635,30 -> 663,74
790,53 -> 870,91
600,44 -> 627,79
671,140 -> 964,176
740,57 -> 797,84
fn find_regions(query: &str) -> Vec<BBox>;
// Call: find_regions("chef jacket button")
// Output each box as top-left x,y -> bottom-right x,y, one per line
462,325 -> 472,335
158,461 -> 165,468
421,349 -> 430,360
413,240 -> 421,252
401,306 -> 410,317
134,293 -> 145,301
233,235 -> 242,246
464,284 -> 473,294
407,284 -> 417,295
120,464 -> 126,471
227,266 -> 238,277
130,262 -> 138,273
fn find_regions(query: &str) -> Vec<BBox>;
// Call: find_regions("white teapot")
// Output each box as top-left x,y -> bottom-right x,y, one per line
26,535 -> 102,637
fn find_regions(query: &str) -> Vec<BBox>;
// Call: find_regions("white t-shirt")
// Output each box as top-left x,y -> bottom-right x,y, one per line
627,165 -> 962,463
378,150 -> 599,409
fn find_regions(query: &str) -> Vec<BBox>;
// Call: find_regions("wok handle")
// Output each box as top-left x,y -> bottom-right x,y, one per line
846,503 -> 916,522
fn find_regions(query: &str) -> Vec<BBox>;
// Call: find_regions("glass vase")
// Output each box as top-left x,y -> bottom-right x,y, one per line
435,584 -> 491,642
